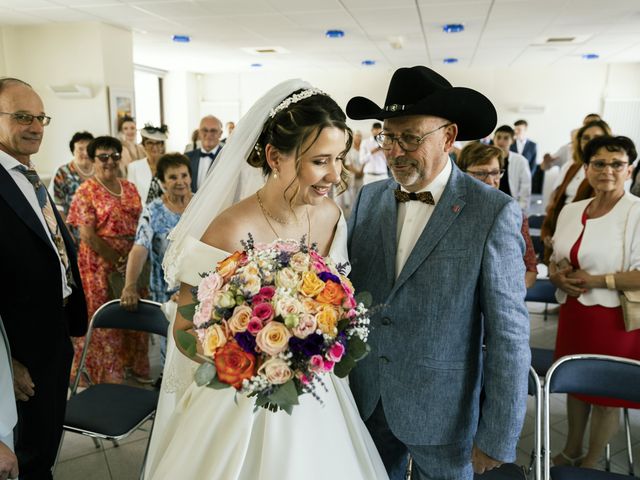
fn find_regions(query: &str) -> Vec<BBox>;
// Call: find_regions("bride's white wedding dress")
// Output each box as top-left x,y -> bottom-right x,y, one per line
144,216 -> 389,480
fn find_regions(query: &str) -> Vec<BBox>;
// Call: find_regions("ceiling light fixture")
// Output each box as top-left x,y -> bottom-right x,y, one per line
361,59 -> 376,66
251,63 -> 263,68
325,30 -> 345,38
172,35 -> 190,43
582,53 -> 599,60
442,24 -> 464,33
443,58 -> 459,64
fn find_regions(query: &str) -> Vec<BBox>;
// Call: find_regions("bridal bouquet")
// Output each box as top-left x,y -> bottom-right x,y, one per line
177,235 -> 371,414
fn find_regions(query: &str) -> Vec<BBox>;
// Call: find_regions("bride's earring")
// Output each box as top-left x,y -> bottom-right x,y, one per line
273,169 -> 279,180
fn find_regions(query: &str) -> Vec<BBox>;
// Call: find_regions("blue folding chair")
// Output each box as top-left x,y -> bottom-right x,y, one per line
54,299 -> 168,479
526,279 -> 558,321
473,367 -> 542,479
544,354 -> 640,480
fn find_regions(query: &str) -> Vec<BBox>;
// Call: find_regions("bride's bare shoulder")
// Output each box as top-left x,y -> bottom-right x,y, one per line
318,197 -> 342,225
200,196 -> 259,252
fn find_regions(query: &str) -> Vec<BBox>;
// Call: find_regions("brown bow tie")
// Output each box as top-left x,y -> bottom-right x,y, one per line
394,188 -> 435,205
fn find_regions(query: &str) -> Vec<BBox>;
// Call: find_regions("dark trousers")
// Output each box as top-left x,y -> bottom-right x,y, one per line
14,311 -> 73,480
365,400 -> 474,480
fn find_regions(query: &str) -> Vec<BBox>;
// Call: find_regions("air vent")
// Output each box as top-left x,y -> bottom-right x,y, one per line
531,34 -> 591,46
242,46 -> 290,55
546,37 -> 575,43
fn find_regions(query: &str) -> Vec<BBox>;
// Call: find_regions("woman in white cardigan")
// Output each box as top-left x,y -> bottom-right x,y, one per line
550,135 -> 640,469
128,125 -> 167,204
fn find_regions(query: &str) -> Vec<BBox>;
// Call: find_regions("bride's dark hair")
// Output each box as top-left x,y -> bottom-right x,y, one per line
247,90 -> 353,197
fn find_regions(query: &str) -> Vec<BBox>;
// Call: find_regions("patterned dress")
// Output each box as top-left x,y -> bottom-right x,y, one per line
67,178 -> 149,384
134,198 -> 181,303
49,161 -> 90,244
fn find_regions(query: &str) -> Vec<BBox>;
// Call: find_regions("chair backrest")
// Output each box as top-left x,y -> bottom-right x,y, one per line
525,278 -> 557,304
91,299 -> 168,337
544,354 -> 640,478
528,214 -> 545,230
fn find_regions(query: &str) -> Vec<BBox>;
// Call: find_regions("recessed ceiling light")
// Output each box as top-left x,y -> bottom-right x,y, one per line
442,24 -> 464,33
582,53 -> 599,60
172,35 -> 190,43
326,29 -> 345,38
251,63 -> 263,68
361,59 -> 376,66
443,58 -> 459,64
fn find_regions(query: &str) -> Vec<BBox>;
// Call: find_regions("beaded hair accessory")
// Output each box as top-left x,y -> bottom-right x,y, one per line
269,88 -> 325,118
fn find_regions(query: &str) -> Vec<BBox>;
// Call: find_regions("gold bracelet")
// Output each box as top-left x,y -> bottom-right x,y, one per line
605,274 -> 617,290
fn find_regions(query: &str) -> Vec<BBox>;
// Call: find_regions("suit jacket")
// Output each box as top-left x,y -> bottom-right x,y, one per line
347,162 -> 530,462
186,147 -> 221,193
0,314 -> 16,444
510,139 -> 537,172
0,164 -> 87,374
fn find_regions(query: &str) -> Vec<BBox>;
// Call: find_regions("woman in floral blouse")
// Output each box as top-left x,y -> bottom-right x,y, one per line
67,135 -> 150,384
49,131 -> 94,244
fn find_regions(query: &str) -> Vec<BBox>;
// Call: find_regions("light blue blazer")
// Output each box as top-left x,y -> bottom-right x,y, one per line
0,314 -> 17,449
347,161 -> 531,462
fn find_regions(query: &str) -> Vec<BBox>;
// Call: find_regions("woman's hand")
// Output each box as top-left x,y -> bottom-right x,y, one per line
120,284 -> 140,311
567,269 -> 599,290
549,263 -> 586,297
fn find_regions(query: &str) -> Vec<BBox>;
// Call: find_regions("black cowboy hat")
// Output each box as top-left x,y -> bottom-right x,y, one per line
346,66 -> 497,141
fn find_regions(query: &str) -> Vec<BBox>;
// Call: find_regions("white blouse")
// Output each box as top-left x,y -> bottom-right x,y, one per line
551,193 -> 640,307
127,157 -> 152,203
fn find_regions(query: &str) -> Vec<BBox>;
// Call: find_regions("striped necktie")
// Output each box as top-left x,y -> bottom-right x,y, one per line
17,165 -> 72,281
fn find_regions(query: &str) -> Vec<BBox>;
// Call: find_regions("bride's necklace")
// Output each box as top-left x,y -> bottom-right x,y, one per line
74,160 -> 94,177
256,189 -> 311,243
95,176 -> 122,197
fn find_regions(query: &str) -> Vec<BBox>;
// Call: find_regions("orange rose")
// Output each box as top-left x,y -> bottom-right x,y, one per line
316,280 -> 346,306
217,251 -> 244,281
214,341 -> 257,390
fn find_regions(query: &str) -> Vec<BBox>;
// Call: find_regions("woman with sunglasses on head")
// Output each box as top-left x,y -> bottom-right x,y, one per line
458,142 -> 538,288
550,135 -> 640,469
127,124 -> 168,204
67,136 -> 150,385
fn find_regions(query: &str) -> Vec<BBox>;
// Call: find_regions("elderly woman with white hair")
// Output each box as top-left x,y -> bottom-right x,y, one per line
127,124 -> 168,204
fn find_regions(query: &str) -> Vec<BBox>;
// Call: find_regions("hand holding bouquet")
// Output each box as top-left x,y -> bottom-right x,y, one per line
177,235 -> 371,414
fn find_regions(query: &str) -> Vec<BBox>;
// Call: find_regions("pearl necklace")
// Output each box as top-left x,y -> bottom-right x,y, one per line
94,176 -> 122,197
74,161 -> 94,177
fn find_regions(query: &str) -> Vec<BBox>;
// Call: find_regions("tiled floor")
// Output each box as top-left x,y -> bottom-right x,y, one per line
53,306 -> 640,479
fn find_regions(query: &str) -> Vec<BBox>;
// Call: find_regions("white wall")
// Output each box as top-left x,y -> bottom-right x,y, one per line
0,22 -> 134,175
161,63 -> 640,160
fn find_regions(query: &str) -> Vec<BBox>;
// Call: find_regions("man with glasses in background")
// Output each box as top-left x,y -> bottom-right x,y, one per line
0,77 -> 87,479
346,66 -> 530,479
186,115 -> 224,192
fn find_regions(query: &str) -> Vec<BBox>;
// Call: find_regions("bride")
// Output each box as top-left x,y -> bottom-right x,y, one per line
144,80 -> 389,479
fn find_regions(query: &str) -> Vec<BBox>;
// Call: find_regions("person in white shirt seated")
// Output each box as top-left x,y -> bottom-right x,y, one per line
127,124 -> 168,204
493,124 -> 531,212
0,315 -> 19,480
360,122 -> 389,185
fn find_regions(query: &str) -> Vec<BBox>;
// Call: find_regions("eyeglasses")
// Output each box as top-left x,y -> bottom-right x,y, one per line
143,140 -> 164,147
200,128 -> 221,135
0,112 -> 51,126
375,123 -> 452,152
588,160 -> 628,172
466,169 -> 505,180
95,153 -> 122,162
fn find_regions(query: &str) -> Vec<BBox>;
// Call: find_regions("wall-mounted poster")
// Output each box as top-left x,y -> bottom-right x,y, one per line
108,87 -> 135,136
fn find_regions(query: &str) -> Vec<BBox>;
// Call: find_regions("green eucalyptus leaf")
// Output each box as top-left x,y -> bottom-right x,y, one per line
175,330 -> 197,358
194,363 -> 216,386
355,291 -> 373,308
206,376 -> 230,390
348,336 -> 370,361
333,354 -> 356,378
267,379 -> 299,414
178,302 -> 198,322
337,318 -> 350,332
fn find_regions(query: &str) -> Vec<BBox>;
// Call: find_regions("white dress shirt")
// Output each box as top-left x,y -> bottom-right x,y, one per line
197,145 -> 221,190
395,160 -> 452,277
0,151 -> 71,298
127,157 -> 153,203
360,136 -> 388,185
515,138 -> 527,155
506,151 -> 532,212
552,194 -> 640,307
0,315 -> 16,451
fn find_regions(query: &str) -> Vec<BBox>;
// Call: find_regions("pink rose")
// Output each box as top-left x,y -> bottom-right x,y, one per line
258,357 -> 293,385
292,313 -> 317,339
247,317 -> 263,335
327,342 -> 345,362
309,250 -> 329,273
297,372 -> 310,385
275,240 -> 299,253
258,286 -> 276,299
342,295 -> 357,309
323,359 -> 335,372
197,273 -> 223,302
193,298 -> 213,328
252,302 -> 274,322
310,354 -> 324,372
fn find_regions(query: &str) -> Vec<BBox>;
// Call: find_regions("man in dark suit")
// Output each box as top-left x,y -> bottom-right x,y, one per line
0,77 -> 87,479
511,119 -> 538,172
185,115 -> 223,192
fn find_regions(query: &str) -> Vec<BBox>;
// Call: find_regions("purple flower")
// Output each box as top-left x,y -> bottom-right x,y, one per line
318,271 -> 340,284
235,332 -> 257,353
288,333 -> 324,357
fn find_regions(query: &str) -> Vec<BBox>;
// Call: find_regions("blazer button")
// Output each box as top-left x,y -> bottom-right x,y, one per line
381,317 -> 391,326
379,355 -> 390,364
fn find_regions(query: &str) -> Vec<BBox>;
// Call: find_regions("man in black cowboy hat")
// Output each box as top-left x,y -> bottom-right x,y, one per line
346,66 -> 530,479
